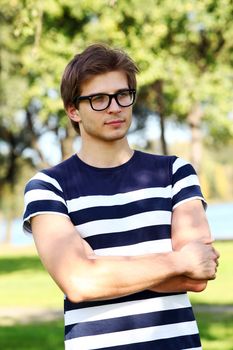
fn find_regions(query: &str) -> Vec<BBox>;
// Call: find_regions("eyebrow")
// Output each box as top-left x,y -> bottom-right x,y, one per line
81,88 -> 131,97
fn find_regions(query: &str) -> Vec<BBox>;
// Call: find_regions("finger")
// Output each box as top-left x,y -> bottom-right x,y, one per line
212,273 -> 216,280
198,237 -> 215,245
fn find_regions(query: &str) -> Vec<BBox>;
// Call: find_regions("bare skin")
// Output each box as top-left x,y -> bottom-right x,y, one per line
32,212 -> 218,302
31,70 -> 219,303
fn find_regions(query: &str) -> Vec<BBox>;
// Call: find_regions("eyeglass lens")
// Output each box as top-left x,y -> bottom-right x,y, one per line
91,90 -> 135,111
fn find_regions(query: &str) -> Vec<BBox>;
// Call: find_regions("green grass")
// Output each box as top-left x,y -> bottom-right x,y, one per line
0,320 -> 64,350
0,241 -> 232,350
0,313 -> 232,350
0,246 -> 62,308
195,312 -> 233,350
0,313 -> 233,350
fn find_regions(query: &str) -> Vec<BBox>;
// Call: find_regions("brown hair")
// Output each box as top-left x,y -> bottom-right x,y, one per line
60,43 -> 139,133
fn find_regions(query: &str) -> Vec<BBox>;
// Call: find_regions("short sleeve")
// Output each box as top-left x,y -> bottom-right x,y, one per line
23,171 -> 69,234
171,157 -> 207,210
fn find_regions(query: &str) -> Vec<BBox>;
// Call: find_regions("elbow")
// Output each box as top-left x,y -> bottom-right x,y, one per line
65,289 -> 86,303
64,281 -> 92,303
62,259 -> 99,303
64,271 -> 98,303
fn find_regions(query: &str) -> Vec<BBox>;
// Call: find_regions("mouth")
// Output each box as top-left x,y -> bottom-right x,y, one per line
104,119 -> 125,126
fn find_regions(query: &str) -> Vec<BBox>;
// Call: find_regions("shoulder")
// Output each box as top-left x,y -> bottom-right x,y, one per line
135,150 -> 178,172
135,150 -> 196,172
43,155 -> 77,179
135,150 -> 175,163
24,155 -> 77,193
134,151 -> 199,184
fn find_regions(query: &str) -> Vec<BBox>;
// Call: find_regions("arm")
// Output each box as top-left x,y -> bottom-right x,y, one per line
31,211 -> 217,302
150,199 -> 219,293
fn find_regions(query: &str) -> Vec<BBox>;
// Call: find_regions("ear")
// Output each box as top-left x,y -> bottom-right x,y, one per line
66,105 -> 81,122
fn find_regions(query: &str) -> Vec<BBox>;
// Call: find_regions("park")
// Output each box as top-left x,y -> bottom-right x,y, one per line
1,0 -> 233,349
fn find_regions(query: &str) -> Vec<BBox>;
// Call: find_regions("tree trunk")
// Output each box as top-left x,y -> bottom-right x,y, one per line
26,109 -> 49,168
60,122 -> 76,160
187,104 -> 203,175
3,217 -> 12,244
153,80 -> 168,155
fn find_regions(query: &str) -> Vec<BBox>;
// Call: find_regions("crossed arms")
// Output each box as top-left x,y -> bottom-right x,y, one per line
31,199 -> 219,303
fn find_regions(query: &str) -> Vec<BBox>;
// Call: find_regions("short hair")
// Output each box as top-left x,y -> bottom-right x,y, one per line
60,43 -> 139,133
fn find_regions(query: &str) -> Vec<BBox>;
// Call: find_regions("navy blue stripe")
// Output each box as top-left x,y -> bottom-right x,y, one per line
97,334 -> 201,350
25,179 -> 64,197
70,198 -> 172,225
64,291 -> 185,311
66,152 -> 172,196
39,152 -> 173,199
65,307 -> 195,339
172,185 -> 203,208
172,163 -> 196,184
85,225 -> 171,250
23,200 -> 68,220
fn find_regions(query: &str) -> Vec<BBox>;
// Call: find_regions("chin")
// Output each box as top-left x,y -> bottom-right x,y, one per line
104,131 -> 127,141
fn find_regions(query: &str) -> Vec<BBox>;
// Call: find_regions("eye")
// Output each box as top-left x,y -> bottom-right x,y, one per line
118,91 -> 130,98
91,94 -> 107,103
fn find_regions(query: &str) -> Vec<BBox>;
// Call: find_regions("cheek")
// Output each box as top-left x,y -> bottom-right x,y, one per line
80,114 -> 101,134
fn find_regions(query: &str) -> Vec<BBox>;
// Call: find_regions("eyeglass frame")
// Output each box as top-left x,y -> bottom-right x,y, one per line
72,89 -> 136,111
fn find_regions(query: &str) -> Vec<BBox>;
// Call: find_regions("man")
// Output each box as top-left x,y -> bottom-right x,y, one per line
23,44 -> 219,350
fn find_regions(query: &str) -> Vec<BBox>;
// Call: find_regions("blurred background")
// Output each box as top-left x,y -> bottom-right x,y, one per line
0,1 -> 232,349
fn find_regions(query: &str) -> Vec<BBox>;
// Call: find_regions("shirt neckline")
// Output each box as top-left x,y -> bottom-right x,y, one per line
73,150 -> 138,172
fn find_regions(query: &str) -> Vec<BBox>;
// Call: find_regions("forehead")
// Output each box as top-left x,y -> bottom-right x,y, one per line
80,71 -> 129,95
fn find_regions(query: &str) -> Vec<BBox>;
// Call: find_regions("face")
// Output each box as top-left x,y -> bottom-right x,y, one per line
68,71 -> 133,143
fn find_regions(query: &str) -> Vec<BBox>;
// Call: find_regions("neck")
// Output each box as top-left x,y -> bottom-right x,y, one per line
77,138 -> 134,168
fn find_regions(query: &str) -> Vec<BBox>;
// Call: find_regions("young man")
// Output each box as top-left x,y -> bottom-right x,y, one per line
23,44 -> 219,350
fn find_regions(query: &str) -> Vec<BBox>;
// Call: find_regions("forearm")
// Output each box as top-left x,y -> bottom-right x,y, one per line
32,214 -> 218,304
66,251 -> 184,302
149,276 -> 207,293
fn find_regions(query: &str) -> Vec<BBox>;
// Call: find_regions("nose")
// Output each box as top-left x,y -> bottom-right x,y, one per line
107,96 -> 121,113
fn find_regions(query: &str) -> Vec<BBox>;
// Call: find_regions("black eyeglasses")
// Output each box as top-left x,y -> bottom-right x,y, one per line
73,89 -> 136,111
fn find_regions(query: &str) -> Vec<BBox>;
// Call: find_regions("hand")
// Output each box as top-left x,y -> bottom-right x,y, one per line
179,239 -> 220,280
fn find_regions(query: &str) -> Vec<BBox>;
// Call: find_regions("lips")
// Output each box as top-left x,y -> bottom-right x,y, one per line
104,119 -> 125,125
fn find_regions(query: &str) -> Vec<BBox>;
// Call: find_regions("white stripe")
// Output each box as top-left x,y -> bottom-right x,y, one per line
76,210 -> 171,238
183,347 -> 202,350
172,157 -> 189,174
94,239 -> 172,256
65,293 -> 191,326
24,189 -> 66,207
173,196 -> 206,210
23,211 -> 69,224
29,172 -> 63,191
173,175 -> 200,196
67,186 -> 172,213
65,320 -> 199,350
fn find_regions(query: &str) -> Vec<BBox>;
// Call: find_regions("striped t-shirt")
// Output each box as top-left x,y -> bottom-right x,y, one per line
23,150 -> 205,350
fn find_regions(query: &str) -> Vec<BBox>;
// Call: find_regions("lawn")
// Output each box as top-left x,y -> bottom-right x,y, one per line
0,241 -> 232,350
0,320 -> 64,350
0,245 -> 62,308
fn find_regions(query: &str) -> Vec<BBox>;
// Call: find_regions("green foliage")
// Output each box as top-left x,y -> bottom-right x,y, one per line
1,0 -> 232,141
0,0 -> 233,225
